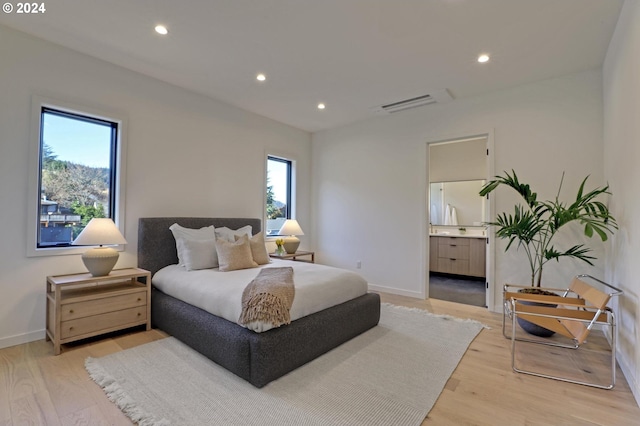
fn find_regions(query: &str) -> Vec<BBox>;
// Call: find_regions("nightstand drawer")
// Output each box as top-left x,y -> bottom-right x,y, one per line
61,290 -> 147,321
60,307 -> 147,339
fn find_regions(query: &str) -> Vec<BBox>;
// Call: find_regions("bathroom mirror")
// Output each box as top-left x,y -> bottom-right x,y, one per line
429,179 -> 486,226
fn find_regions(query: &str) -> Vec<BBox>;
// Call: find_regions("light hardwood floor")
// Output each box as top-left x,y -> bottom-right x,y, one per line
1,293 -> 638,425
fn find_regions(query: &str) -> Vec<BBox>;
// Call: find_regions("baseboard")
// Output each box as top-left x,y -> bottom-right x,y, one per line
368,283 -> 425,299
0,329 -> 46,350
617,352 -> 640,407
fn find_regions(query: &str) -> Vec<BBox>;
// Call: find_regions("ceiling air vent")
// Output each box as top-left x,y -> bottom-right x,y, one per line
372,89 -> 453,114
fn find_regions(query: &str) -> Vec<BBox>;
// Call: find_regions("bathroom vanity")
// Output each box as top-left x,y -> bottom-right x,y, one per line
429,234 -> 486,278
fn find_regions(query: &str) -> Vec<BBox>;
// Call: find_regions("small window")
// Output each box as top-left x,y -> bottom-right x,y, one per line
266,155 -> 292,235
28,96 -> 126,256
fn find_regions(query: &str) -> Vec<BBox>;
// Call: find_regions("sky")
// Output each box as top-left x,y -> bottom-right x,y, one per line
268,159 -> 288,204
42,112 -> 112,168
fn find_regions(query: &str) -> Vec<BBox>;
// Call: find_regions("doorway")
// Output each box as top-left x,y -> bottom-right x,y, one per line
426,135 -> 493,308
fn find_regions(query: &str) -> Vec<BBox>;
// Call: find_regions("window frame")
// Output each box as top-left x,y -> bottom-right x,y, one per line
265,153 -> 296,236
26,95 -> 128,257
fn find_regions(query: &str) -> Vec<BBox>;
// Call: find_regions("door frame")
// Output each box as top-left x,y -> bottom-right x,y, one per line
425,130 -> 495,310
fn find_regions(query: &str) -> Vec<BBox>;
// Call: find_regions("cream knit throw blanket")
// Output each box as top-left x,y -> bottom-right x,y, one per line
239,267 -> 295,329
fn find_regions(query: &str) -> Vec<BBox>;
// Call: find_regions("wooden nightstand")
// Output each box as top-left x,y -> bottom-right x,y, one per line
46,267 -> 151,355
269,250 -> 315,263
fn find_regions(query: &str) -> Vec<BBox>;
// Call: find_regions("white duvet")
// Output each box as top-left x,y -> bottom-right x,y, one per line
152,259 -> 369,332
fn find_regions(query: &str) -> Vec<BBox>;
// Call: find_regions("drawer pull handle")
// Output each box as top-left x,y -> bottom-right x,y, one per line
69,309 -> 74,314
137,313 -> 141,316
137,298 -> 142,302
450,244 -> 457,247
69,326 -> 74,331
450,258 -> 456,261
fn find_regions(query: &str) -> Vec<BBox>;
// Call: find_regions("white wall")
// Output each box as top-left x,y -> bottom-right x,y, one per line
312,69 -> 606,304
0,25 -> 311,348
429,138 -> 486,182
603,0 -> 640,404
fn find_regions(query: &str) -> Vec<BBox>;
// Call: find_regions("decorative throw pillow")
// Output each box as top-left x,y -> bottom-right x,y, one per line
235,231 -> 270,265
215,225 -> 252,243
181,239 -> 217,271
169,223 -> 219,267
216,234 -> 258,272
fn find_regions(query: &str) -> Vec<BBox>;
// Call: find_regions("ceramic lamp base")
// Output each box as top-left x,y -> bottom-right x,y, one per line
282,236 -> 300,254
82,247 -> 119,276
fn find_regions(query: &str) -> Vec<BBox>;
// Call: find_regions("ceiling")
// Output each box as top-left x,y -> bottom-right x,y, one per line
0,0 -> 624,132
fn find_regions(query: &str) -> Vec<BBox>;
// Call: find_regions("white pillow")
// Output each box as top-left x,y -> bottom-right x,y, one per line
214,225 -> 252,243
169,223 -> 218,267
182,239 -> 217,271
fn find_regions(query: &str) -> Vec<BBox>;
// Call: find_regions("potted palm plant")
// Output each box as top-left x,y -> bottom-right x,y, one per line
480,170 -> 617,335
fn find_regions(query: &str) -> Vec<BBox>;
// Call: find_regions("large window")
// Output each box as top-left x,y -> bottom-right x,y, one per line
28,97 -> 126,255
266,155 -> 292,235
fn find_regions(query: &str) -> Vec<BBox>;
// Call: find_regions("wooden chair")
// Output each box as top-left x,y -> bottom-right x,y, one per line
502,274 -> 623,389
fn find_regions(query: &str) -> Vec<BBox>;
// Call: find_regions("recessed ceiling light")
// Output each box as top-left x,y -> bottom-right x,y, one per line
317,103 -> 326,110
256,73 -> 266,82
477,54 -> 490,63
155,25 -> 168,35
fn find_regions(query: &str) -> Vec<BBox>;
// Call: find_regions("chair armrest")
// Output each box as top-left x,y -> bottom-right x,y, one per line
504,283 -> 573,294
576,274 -> 623,297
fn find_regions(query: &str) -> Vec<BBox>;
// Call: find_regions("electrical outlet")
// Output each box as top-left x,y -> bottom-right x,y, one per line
356,260 -> 362,269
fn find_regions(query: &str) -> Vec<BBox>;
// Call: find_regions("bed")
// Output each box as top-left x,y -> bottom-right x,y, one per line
137,217 -> 381,388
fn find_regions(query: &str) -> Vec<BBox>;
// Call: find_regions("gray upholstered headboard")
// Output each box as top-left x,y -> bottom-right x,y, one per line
137,217 -> 262,276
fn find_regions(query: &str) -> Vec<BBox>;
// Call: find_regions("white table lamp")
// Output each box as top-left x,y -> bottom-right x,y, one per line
72,218 -> 127,276
278,219 -> 304,254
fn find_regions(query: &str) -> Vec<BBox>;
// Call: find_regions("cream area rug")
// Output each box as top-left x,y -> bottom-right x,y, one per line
85,304 -> 485,426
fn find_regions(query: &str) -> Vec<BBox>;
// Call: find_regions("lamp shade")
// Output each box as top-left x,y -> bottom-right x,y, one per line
278,220 -> 304,254
278,219 -> 304,236
72,218 -> 127,277
72,218 -> 127,246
